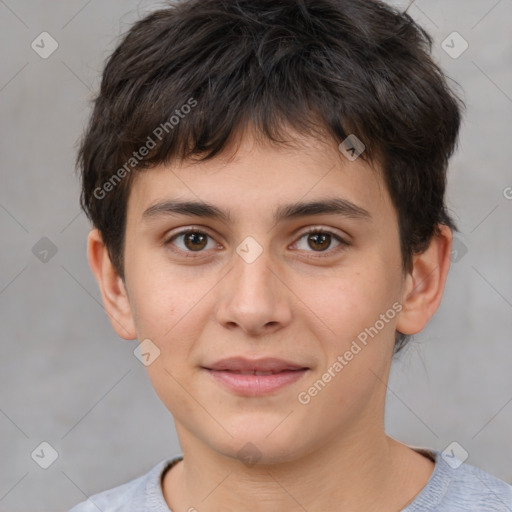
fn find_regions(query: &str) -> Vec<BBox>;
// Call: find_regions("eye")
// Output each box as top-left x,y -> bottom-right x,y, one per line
165,228 -> 217,255
164,227 -> 349,258
293,228 -> 349,257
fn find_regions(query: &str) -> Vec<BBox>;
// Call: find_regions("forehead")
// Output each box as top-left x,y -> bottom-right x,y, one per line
126,129 -> 393,228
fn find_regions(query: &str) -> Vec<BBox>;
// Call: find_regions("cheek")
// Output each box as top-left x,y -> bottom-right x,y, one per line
294,268 -> 398,419
126,260 -> 218,388
126,247 -> 201,339
295,263 -> 397,346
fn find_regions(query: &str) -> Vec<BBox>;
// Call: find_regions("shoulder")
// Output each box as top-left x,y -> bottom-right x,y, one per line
442,461 -> 512,511
405,449 -> 512,511
67,456 -> 183,512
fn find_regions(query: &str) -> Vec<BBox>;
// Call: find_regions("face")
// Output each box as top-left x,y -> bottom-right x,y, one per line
120,129 -> 406,464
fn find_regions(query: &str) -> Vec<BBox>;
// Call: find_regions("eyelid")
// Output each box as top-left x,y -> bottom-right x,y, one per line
163,226 -> 220,255
295,225 -> 349,243
290,226 -> 350,258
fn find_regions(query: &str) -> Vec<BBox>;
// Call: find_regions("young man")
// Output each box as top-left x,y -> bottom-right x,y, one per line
71,0 -> 512,510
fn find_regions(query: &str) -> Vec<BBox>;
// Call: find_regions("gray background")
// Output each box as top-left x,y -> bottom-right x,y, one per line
0,0 -> 511,510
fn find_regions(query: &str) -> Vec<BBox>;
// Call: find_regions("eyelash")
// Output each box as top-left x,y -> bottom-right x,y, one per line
164,226 -> 350,259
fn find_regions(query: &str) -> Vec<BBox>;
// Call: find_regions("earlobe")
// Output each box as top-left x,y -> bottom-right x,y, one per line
87,229 -> 138,340
396,225 -> 453,335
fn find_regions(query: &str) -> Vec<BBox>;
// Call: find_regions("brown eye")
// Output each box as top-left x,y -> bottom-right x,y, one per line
307,232 -> 332,251
183,232 -> 208,251
166,229 -> 216,254
294,229 -> 348,257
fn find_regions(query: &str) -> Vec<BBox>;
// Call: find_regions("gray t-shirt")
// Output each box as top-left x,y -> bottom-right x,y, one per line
68,449 -> 512,511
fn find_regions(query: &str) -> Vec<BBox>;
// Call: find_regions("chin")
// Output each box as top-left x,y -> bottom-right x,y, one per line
222,439 -> 305,466
210,418 -> 310,466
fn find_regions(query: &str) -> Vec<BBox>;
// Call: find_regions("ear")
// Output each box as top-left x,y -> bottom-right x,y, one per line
87,229 -> 137,340
396,225 -> 453,335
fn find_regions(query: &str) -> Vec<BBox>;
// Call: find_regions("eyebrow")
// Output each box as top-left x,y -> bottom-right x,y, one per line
142,197 -> 372,224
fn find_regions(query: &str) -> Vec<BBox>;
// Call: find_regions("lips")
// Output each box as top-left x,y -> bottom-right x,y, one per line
202,357 -> 309,395
204,357 -> 308,373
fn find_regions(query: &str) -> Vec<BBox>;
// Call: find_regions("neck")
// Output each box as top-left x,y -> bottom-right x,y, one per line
163,416 -> 433,511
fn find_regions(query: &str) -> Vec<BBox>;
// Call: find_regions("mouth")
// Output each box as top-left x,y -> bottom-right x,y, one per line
212,369 -> 300,375
202,357 -> 309,396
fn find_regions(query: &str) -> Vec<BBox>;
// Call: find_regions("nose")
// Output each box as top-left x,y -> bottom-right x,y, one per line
215,239 -> 293,337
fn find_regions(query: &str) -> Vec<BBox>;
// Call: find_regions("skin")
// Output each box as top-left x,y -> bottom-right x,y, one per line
88,126 -> 452,511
